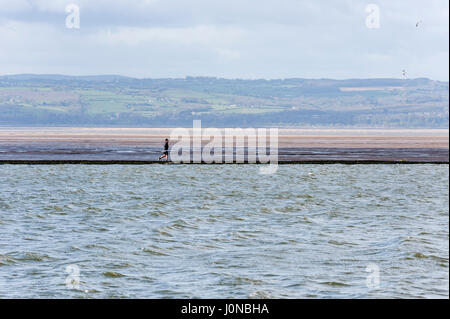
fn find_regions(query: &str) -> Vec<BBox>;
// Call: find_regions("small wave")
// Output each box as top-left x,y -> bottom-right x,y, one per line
84,244 -> 110,250
150,210 -> 167,217
0,202 -> 11,210
222,276 -> 265,286
103,271 -> 125,278
0,254 -> 17,265
83,289 -> 100,294
413,252 -> 428,259
16,252 -> 52,262
249,290 -> 273,299
430,255 -> 449,263
296,194 -> 314,199
328,240 -> 353,246
153,228 -> 173,237
320,281 -> 350,287
167,219 -> 197,230
142,247 -> 169,256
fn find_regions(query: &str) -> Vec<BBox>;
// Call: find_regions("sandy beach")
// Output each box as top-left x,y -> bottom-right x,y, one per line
0,128 -> 448,163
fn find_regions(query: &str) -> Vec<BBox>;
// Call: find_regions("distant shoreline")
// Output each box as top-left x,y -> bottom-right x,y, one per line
1,76 -> 448,128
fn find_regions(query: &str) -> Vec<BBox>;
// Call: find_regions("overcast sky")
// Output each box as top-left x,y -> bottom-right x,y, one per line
0,0 -> 448,80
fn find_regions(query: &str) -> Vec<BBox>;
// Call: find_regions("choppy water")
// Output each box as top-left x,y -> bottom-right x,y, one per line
0,164 -> 448,298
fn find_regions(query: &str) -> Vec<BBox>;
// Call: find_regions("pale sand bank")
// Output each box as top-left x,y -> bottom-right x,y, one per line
0,128 -> 448,163
0,128 -> 448,148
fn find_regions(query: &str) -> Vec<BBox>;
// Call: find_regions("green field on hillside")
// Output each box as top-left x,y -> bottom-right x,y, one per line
0,75 -> 448,127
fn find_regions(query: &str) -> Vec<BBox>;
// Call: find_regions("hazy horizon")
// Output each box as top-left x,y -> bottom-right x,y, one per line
1,73 -> 448,82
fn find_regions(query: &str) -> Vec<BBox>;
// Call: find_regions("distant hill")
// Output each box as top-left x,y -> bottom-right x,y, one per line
0,75 -> 448,128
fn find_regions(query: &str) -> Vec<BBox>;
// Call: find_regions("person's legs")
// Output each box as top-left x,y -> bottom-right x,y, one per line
160,152 -> 168,161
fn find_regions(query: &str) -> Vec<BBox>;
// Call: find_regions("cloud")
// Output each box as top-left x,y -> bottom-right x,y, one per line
91,25 -> 247,47
0,0 -> 448,80
0,0 -> 32,12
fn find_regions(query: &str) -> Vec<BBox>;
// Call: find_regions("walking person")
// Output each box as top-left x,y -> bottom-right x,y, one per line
158,138 -> 169,161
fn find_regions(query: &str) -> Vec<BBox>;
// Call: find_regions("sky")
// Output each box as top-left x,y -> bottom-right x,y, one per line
0,0 -> 448,80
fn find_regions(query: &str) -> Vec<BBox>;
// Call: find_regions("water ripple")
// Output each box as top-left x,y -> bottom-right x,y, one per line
0,164 -> 448,298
